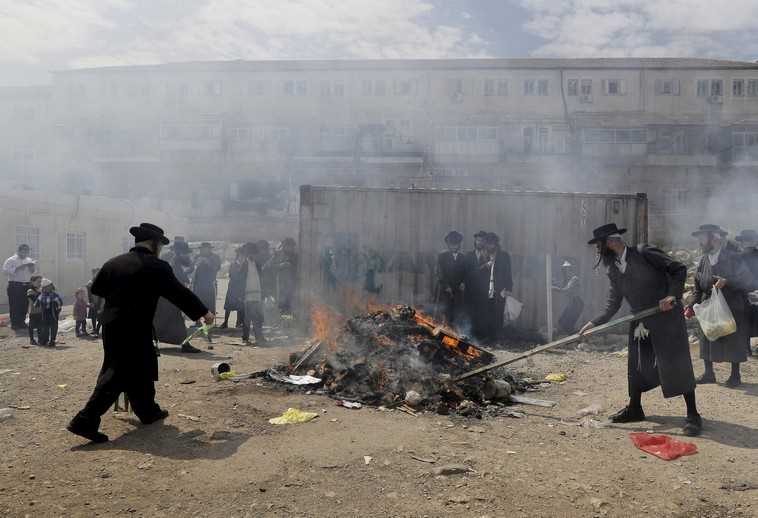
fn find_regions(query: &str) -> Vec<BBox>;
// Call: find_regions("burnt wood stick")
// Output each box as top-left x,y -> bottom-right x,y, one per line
454,305 -> 663,382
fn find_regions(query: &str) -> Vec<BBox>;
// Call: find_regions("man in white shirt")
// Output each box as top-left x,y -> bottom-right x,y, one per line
240,242 -> 266,346
3,244 -> 36,330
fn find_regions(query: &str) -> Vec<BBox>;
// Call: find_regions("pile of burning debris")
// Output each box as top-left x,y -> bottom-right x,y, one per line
270,304 -> 530,417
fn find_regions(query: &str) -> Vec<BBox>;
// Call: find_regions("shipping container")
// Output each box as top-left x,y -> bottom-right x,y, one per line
298,185 -> 648,334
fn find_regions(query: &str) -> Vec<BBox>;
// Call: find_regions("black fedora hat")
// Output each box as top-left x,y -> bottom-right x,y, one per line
129,222 -> 170,245
473,230 -> 488,239
588,223 -> 627,245
445,230 -> 463,244
736,229 -> 758,242
691,224 -> 728,237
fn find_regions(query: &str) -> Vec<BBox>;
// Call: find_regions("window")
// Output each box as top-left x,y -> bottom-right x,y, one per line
362,80 -> 373,96
567,79 -> 578,96
604,79 -> 625,95
581,79 -> 592,96
655,79 -> 680,95
66,232 -> 86,259
697,79 -> 723,97
537,126 -> 549,152
333,81 -> 345,97
319,80 -> 331,96
524,80 -> 536,96
733,130 -> 758,161
16,226 -> 39,259
733,79 -> 745,97
711,79 -> 723,97
749,80 -> 758,97
204,81 -> 222,96
295,80 -> 307,96
583,128 -> 646,144
484,79 -> 508,96
523,127 -> 533,152
697,80 -> 709,97
436,126 -> 497,142
537,79 -> 549,96
284,80 -> 307,96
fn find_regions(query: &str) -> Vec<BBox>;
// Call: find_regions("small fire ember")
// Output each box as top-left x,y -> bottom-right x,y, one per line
282,304 -> 526,416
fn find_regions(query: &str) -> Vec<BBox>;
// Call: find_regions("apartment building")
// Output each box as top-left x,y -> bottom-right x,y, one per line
10,58 -> 758,243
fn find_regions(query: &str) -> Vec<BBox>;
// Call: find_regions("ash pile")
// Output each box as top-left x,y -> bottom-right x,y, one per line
278,305 -> 529,417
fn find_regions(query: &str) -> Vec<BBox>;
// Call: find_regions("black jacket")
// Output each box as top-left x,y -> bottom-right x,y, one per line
437,251 -> 468,292
92,247 -> 208,380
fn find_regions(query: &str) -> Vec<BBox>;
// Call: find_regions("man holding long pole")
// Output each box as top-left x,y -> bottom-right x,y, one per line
578,223 -> 702,436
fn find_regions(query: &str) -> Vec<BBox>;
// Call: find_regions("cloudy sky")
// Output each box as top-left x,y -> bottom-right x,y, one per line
2,0 -> 757,85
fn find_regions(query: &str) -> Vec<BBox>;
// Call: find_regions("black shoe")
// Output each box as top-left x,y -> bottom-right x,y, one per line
141,409 -> 169,425
181,343 -> 201,353
725,376 -> 742,388
610,406 -> 646,423
29,340 -> 38,346
67,421 -> 109,443
682,414 -> 703,437
696,372 -> 716,384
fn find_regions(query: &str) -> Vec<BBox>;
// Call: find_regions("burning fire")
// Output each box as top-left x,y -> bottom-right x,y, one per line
309,302 -> 343,350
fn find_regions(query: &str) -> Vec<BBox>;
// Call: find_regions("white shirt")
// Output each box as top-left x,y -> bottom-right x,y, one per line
707,246 -> 722,266
244,259 -> 262,303
616,247 -> 628,274
2,254 -> 36,283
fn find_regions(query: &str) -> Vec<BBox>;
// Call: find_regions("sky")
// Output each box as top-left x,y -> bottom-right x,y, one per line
1,0 -> 758,86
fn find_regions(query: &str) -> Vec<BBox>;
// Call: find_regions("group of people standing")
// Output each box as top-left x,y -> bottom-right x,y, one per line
222,238 -> 298,345
436,230 -> 512,343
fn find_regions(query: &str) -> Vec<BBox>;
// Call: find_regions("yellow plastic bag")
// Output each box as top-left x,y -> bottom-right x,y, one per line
268,408 -> 319,425
545,373 -> 567,383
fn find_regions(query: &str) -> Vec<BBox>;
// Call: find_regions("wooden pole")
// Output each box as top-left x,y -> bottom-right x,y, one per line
454,304 -> 663,382
546,254 -> 553,343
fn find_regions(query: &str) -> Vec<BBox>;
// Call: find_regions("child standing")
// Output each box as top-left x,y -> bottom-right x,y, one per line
26,275 -> 43,345
74,286 -> 89,337
36,279 -> 63,347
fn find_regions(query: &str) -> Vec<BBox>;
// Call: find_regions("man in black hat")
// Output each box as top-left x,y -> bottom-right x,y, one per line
578,223 -> 701,436
464,231 -> 490,337
736,229 -> 758,355
475,232 -> 513,342
192,242 -> 220,315
686,225 -> 754,386
437,231 -> 467,329
67,223 -> 214,443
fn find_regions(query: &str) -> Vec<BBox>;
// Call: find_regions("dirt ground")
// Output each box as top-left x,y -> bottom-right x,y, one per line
3,310 -> 758,518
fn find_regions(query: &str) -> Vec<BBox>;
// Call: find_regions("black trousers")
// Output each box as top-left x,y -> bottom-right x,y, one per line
7,281 -> 29,328
38,319 -> 58,345
72,364 -> 161,430
242,301 -> 264,342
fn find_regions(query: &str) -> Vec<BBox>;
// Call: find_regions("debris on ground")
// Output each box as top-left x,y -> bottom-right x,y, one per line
268,408 -> 319,425
545,373 -> 567,383
629,432 -> 698,461
432,464 -> 474,476
272,305 -> 532,417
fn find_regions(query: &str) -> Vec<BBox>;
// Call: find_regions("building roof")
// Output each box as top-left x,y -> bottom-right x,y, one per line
55,57 -> 758,75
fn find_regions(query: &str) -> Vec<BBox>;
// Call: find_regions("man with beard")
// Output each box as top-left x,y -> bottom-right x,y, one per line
736,229 -> 758,355
437,231 -> 467,329
464,231 -> 489,338
476,232 -> 512,342
578,223 -> 701,436
67,223 -> 213,443
687,225 -> 754,387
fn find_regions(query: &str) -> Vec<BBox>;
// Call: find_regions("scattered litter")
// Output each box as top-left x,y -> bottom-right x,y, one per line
217,371 -> 239,381
545,373 -> 567,383
363,456 -> 372,465
432,464 -> 473,476
137,461 -> 153,470
179,380 -> 196,385
501,409 -> 526,418
324,491 -> 337,498
267,371 -> 322,385
404,390 -> 422,407
721,482 -> 758,492
448,495 -> 471,504
576,403 -> 603,417
0,369 -> 13,375
561,416 -> 607,429
410,455 -> 437,464
510,394 -> 557,408
268,408 -> 319,425
571,390 -> 588,397
56,384 -> 68,389
177,413 -> 201,422
506,451 -> 517,455
337,400 -> 362,409
8,404 -> 30,410
629,432 -> 698,461
0,408 -> 14,421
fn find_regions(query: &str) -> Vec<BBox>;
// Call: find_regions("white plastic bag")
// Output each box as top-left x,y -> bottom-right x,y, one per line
503,295 -> 523,323
693,288 -> 737,341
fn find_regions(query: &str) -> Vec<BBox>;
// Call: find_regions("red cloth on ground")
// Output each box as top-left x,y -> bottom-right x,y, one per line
629,432 -> 698,461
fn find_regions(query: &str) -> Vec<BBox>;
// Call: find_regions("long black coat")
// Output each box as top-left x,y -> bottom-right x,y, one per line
468,250 -> 513,340
92,247 -> 208,381
741,249 -> 758,338
437,251 -> 468,324
694,244 -> 754,363
593,245 -> 695,398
